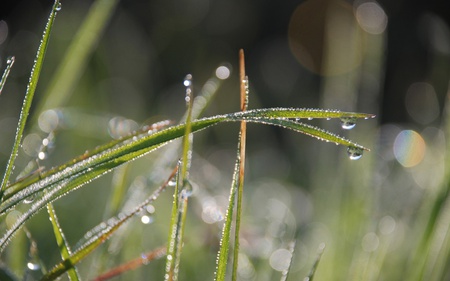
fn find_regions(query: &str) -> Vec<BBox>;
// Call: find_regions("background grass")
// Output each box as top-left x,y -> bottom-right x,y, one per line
1,0 -> 450,280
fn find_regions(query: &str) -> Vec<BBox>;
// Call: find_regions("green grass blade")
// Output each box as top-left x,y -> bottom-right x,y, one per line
305,243 -> 325,281
280,241 -> 296,281
0,0 -> 60,198
165,161 -> 181,281
231,107 -> 375,120
36,0 -> 119,113
249,117 -> 369,150
40,170 -> 175,281
47,203 -> 80,281
214,148 -> 240,281
231,50 -> 248,281
0,107 -> 372,253
165,75 -> 194,281
0,56 -> 15,95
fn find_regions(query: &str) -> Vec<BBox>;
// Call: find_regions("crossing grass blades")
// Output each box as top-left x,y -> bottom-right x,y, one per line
0,1 -> 374,280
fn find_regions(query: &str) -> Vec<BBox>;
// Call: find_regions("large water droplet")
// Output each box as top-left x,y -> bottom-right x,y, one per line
347,147 -> 363,160
55,2 -> 62,11
341,117 -> 356,130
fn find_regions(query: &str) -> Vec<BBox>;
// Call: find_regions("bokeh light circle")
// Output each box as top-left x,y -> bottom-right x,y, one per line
393,130 -> 426,167
354,1 -> 388,34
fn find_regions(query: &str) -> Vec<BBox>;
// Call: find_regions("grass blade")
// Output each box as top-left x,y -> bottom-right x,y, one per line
165,75 -> 194,281
214,144 -> 241,281
0,56 -> 15,95
304,243 -> 325,281
0,0 -> 60,199
40,167 -> 177,281
231,49 -> 248,281
47,203 -> 80,281
216,50 -> 248,281
36,0 -> 120,113
280,241 -> 296,281
92,246 -> 166,281
0,108 -> 372,253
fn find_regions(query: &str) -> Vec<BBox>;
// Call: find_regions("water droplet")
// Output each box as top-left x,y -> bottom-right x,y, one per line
183,74 -> 192,87
140,215 -> 154,224
347,147 -> 363,160
24,194 -> 36,204
307,117 -> 313,120
141,253 -> 149,265
168,180 -> 177,187
6,56 -> 15,65
55,2 -> 62,11
341,117 -> 356,130
27,261 -> 40,271
38,152 -> 47,160
181,180 -> 193,198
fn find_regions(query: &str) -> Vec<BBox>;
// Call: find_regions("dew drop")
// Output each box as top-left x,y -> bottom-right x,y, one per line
24,194 -> 36,204
183,74 -> 192,87
168,180 -> 177,187
27,261 -> 40,271
347,146 -> 363,160
308,117 -> 313,120
38,151 -> 47,160
55,2 -> 62,11
6,56 -> 15,65
341,117 -> 356,130
181,180 -> 193,198
140,215 -> 154,224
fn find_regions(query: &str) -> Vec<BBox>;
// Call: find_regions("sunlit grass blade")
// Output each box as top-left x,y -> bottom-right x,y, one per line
2,108 -> 371,205
92,246 -> 166,281
231,49 -> 248,281
0,108 -> 371,253
40,167 -> 176,281
36,0 -> 120,113
248,117 -> 369,150
304,243 -> 325,281
0,56 -> 15,95
232,107 -> 376,120
280,241 -> 296,281
214,143 -> 241,281
47,203 -> 80,281
0,0 -> 60,199
165,75 -> 194,281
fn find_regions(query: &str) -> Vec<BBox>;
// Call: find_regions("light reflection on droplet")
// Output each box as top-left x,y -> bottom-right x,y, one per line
215,66 -> 231,80
354,1 -> 388,34
393,130 -> 426,167
347,146 -> 363,160
140,215 -> 153,224
27,262 -> 41,271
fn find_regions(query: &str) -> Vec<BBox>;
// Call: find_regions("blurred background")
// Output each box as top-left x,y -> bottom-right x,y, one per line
0,0 -> 450,280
